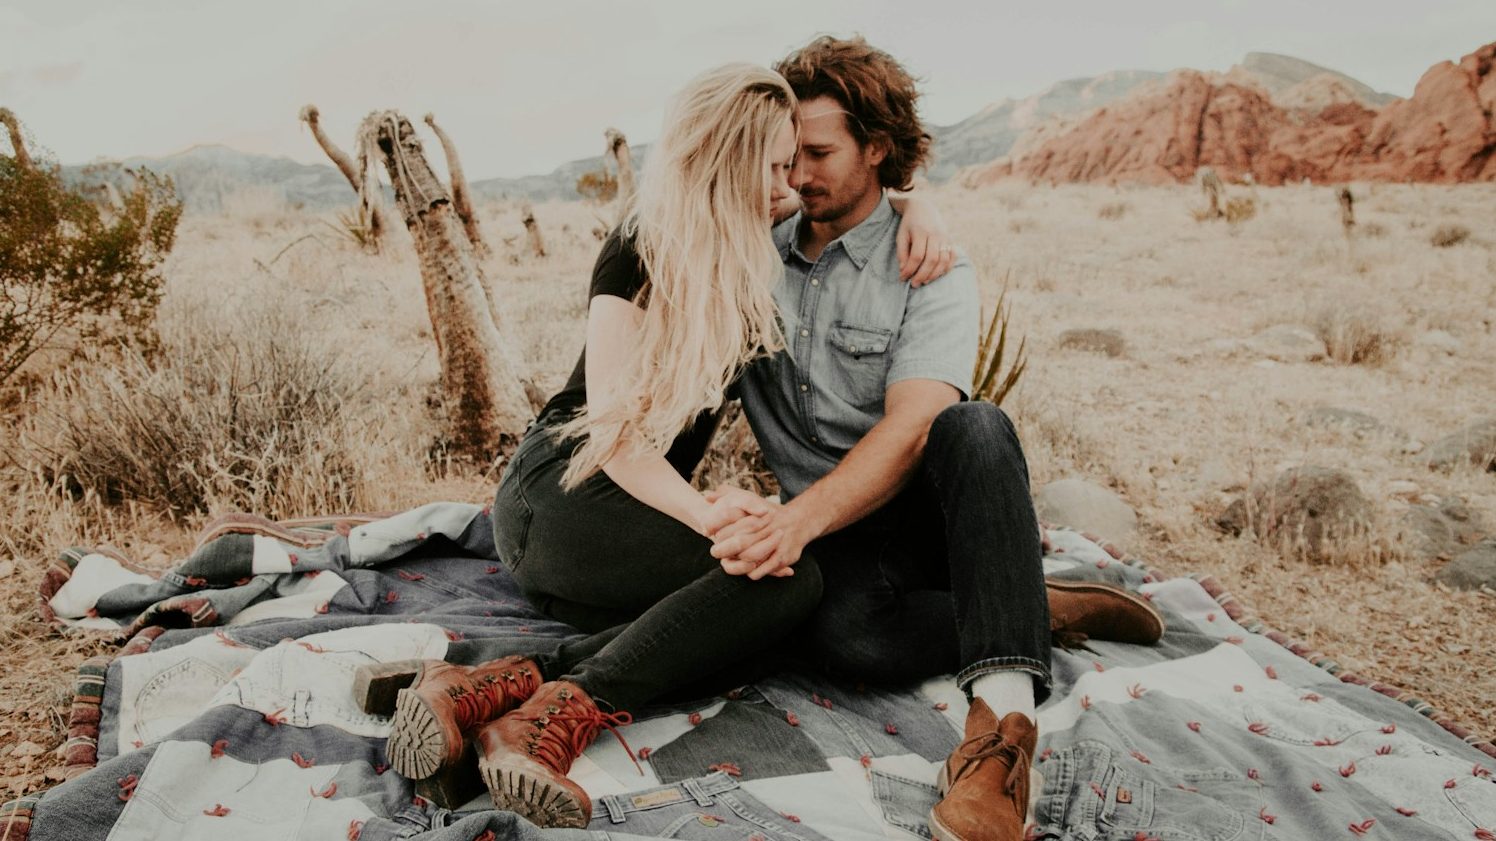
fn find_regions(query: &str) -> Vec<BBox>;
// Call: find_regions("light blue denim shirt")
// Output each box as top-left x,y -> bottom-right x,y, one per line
739,194 -> 980,499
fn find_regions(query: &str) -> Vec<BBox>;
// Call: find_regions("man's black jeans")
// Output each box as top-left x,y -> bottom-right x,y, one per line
804,401 -> 1053,703
491,420 -> 823,713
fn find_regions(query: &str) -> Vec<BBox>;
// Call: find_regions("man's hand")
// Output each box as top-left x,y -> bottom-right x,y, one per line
710,501 -> 821,581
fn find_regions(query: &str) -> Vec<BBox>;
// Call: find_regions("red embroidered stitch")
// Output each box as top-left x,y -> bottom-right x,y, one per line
117,774 -> 138,802
486,565 -> 500,574
1474,829 -> 1496,841
1225,636 -> 1244,644
1375,745 -> 1392,756
781,813 -> 800,823
1080,695 -> 1092,710
1127,684 -> 1146,699
1348,818 -> 1375,835
933,702 -> 949,711
315,601 -> 330,614
1039,747 -> 1054,761
264,708 -> 287,727
1311,782 -> 1324,792
211,739 -> 228,758
1248,722 -> 1270,735
1248,768 -> 1261,781
312,783 -> 337,798
1176,784 -> 1199,793
444,629 -> 464,642
1264,666 -> 1278,679
1132,832 -> 1161,841
688,712 -> 703,726
1233,685 -> 1245,693
1259,807 -> 1276,824
1381,723 -> 1395,734
292,752 -> 315,768
288,553 -> 299,565
204,804 -> 231,817
860,754 -> 872,769
1089,782 -> 1106,798
786,712 -> 800,727
637,747 -> 652,761
1475,764 -> 1492,778
885,723 -> 899,735
348,819 -> 364,841
397,570 -> 425,581
297,642 -> 328,654
1206,613 -> 1216,622
811,693 -> 834,709
214,629 -> 245,648
1095,559 -> 1110,569
185,576 -> 207,587
1395,807 -> 1417,817
1302,693 -> 1322,702
1314,737 -> 1342,747
1339,761 -> 1356,778
131,739 -> 143,749
384,590 -> 399,604
1444,778 -> 1458,789
1131,750 -> 1151,764
1094,661 -> 1106,672
473,832 -> 496,841
305,570 -> 321,579
709,762 -> 742,777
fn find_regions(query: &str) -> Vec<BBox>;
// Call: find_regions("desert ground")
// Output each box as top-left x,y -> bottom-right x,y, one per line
0,182 -> 1491,796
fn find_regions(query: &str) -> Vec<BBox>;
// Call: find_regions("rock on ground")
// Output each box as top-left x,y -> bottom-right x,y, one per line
1035,478 -> 1137,546
1435,541 -> 1496,591
1215,466 -> 1372,562
1422,418 -> 1496,471
1249,325 -> 1327,362
1398,496 -> 1487,560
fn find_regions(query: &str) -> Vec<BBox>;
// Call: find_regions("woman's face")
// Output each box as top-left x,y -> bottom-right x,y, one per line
767,117 -> 797,221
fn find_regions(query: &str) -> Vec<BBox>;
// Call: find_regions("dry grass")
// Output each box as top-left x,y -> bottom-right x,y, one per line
1,182 -> 1494,794
1430,223 -> 1471,248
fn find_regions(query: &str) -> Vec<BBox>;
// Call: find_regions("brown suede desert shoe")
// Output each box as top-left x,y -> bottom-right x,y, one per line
1047,578 -> 1165,647
930,699 -> 1036,841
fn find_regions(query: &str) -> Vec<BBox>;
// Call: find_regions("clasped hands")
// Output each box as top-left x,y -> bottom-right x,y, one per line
697,486 -> 816,581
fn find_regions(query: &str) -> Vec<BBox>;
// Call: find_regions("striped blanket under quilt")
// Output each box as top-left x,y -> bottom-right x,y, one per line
6,501 -> 1494,840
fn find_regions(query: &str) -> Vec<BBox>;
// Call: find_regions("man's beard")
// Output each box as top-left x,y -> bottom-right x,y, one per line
799,172 -> 874,224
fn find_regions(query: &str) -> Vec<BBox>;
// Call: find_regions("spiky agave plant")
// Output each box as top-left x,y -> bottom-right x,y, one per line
971,277 -> 1028,406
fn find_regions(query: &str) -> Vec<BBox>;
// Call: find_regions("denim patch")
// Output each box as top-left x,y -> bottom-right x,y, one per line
869,770 -> 939,840
649,701 -> 830,784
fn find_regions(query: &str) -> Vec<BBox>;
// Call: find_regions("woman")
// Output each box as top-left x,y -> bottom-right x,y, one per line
366,63 -> 951,829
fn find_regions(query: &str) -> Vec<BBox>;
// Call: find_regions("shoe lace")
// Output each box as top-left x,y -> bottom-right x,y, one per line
953,730 -> 1031,807
451,665 -> 540,730
521,691 -> 641,776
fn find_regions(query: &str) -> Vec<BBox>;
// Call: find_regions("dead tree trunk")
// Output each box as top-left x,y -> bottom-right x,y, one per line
1337,186 -> 1355,235
604,128 -> 635,221
361,111 -> 533,459
520,202 -> 547,258
1199,168 -> 1224,220
0,108 -> 31,169
300,105 -> 386,251
424,113 -> 489,257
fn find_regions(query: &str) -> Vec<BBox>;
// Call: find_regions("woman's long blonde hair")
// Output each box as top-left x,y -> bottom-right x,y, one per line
557,64 -> 796,489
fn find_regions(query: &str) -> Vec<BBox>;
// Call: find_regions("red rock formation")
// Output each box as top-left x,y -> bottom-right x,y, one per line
970,41 -> 1494,186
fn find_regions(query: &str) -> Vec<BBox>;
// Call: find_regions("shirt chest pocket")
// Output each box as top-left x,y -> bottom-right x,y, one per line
826,321 -> 894,411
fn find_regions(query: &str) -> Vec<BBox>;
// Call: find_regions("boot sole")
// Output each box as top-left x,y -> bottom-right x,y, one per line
1046,579 -> 1165,644
480,759 -> 588,828
386,688 -> 452,780
353,659 -> 425,715
928,806 -> 968,841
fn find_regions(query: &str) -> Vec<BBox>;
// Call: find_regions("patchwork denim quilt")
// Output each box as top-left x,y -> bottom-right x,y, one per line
6,502 -> 1494,840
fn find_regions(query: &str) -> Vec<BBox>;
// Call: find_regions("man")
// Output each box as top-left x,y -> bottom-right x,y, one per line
707,36 -> 1162,841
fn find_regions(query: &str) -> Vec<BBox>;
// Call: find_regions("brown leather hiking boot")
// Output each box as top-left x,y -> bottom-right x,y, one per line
474,680 -> 636,828
1047,579 -> 1164,647
356,655 -> 541,780
930,699 -> 1036,841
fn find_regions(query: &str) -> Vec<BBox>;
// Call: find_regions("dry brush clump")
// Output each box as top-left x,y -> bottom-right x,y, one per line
1429,224 -> 1471,248
18,297 -> 425,522
1312,303 -> 1402,365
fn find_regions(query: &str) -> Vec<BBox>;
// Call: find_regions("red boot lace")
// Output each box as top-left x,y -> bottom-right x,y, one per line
520,690 -> 641,776
451,665 -> 540,730
953,730 -> 1031,807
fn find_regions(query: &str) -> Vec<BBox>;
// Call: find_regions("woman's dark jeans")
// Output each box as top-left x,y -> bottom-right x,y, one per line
491,421 -> 823,713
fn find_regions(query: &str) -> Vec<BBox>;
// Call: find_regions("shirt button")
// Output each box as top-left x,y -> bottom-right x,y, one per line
800,329 -> 810,337
810,436 -> 818,443
810,278 -> 820,286
799,384 -> 809,392
848,346 -> 857,353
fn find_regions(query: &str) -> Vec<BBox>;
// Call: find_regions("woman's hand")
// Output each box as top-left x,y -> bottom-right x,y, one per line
891,193 -> 955,288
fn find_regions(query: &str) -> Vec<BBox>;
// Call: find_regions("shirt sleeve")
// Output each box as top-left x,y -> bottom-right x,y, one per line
588,231 -> 649,304
885,256 -> 980,398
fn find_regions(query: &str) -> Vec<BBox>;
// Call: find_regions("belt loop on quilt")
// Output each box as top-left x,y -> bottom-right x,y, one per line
683,778 -> 714,806
601,794 -> 625,824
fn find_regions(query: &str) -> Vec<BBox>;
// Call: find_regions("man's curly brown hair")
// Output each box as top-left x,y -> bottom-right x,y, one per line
774,36 -> 931,191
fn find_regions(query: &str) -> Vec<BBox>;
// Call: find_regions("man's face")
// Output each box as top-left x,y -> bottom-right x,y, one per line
790,95 -> 885,224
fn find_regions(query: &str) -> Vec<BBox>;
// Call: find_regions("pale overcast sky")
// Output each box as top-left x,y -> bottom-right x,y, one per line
2,0 -> 1493,179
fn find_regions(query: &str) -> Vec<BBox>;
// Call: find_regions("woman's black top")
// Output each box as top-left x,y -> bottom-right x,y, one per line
535,232 -> 723,480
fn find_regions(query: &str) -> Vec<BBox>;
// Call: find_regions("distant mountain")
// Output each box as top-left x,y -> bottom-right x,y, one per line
926,70 -> 1165,182
54,51 -> 1407,208
1231,52 -> 1398,106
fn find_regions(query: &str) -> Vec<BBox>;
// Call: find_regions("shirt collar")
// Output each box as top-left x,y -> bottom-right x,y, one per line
778,193 -> 895,271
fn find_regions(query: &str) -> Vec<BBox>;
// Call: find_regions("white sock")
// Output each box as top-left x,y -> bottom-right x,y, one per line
970,672 -> 1036,722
